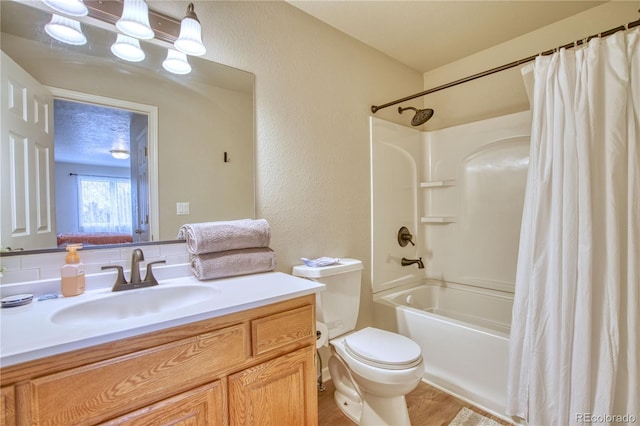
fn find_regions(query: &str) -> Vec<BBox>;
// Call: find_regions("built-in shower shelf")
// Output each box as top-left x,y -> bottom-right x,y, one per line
421,216 -> 456,223
420,180 -> 456,188
421,181 -> 456,224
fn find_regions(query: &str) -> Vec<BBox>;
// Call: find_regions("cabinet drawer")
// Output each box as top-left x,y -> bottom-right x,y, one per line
251,305 -> 314,356
30,324 -> 248,426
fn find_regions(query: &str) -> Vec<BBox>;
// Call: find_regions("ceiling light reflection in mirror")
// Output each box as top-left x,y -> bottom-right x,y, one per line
111,34 -> 145,62
45,14 -> 87,45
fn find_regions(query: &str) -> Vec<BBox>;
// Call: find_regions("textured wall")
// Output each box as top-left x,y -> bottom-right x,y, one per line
1,1 -> 423,331
148,1 -> 425,327
4,1 -> 633,331
419,1 -> 639,130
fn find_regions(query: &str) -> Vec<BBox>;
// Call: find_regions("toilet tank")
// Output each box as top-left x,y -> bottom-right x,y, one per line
292,258 -> 363,339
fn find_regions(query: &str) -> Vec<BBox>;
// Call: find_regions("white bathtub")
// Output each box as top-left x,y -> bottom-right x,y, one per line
373,281 -> 513,419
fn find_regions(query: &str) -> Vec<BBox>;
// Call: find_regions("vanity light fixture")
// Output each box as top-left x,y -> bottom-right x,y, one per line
40,0 -> 206,75
116,0 -> 154,40
174,3 -> 206,56
111,34 -> 145,62
110,149 -> 130,160
45,14 -> 87,46
162,49 -> 192,75
42,0 -> 88,17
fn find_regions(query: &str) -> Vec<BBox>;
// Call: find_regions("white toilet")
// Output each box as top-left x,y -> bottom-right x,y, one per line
292,258 -> 424,426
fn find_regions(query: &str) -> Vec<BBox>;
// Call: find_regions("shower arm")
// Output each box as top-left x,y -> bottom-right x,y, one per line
370,17 -> 640,114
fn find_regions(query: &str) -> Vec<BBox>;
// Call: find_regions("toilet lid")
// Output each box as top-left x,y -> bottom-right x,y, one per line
344,327 -> 422,369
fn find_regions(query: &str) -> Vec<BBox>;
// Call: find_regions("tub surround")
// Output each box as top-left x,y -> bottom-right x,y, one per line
422,111 -> 531,293
370,112 -> 528,421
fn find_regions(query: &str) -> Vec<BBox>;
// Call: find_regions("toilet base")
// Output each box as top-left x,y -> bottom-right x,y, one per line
333,389 -> 412,426
333,388 -> 362,424
360,393 -> 411,426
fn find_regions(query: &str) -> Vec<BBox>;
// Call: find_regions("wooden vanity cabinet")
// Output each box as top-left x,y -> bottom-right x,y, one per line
103,380 -> 227,426
1,386 -> 16,426
0,295 -> 317,426
229,347 -> 316,425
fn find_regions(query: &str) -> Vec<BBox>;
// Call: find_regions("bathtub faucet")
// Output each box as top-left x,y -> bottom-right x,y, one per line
401,257 -> 424,269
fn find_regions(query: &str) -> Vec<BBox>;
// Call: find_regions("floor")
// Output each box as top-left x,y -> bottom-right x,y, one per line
318,380 -> 509,426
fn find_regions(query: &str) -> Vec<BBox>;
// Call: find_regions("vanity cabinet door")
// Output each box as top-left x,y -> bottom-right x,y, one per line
29,324 -> 248,426
228,347 -> 317,426
0,386 -> 16,426
101,380 -> 227,426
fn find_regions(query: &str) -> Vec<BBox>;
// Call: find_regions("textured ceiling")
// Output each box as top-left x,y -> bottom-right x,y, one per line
287,1 -> 606,73
54,100 -> 141,169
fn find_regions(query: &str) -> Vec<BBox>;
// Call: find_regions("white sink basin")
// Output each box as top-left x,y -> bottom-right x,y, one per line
51,284 -> 219,325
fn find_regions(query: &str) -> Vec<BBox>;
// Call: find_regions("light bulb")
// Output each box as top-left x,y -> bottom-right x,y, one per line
163,49 -> 192,75
111,34 -> 145,62
174,3 -> 206,56
116,0 -> 154,40
45,14 -> 87,46
42,0 -> 88,17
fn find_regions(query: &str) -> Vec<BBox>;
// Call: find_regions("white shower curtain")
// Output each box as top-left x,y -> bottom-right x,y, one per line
507,28 -> 639,426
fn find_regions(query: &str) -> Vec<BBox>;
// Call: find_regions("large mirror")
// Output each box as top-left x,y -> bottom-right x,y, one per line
1,0 -> 255,253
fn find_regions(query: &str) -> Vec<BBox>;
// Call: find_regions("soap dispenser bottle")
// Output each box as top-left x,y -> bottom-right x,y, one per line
61,244 -> 85,297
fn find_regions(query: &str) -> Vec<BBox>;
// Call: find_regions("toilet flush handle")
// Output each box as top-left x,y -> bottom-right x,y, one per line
397,227 -> 415,247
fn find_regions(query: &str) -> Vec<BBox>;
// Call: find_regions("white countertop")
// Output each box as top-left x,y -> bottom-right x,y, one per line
0,272 -> 323,367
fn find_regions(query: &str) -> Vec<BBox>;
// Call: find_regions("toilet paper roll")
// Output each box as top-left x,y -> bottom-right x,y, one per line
316,321 -> 329,348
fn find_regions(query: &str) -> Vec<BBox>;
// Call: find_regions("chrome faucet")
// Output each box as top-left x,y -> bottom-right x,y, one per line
102,248 -> 166,291
401,257 -> 424,269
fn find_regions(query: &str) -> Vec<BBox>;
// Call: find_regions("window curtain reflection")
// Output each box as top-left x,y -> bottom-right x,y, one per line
77,175 -> 132,234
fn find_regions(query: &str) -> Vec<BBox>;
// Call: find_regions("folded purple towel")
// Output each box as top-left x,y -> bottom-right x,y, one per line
178,219 -> 271,255
190,247 -> 277,281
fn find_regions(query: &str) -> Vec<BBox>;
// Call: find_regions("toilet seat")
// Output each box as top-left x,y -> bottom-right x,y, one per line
344,327 -> 422,370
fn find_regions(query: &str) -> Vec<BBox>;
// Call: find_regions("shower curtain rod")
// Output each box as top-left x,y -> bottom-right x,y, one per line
371,17 -> 640,113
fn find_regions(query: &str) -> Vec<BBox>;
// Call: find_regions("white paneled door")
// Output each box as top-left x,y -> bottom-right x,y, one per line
1,51 -> 56,250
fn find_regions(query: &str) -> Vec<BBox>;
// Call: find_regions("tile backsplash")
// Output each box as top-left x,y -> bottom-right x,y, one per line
0,242 -> 191,296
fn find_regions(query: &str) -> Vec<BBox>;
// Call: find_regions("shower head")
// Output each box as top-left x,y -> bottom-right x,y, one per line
398,106 -> 434,126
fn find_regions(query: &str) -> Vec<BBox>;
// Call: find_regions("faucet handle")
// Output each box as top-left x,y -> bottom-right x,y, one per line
102,265 -> 128,290
143,260 -> 166,285
398,226 -> 416,247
